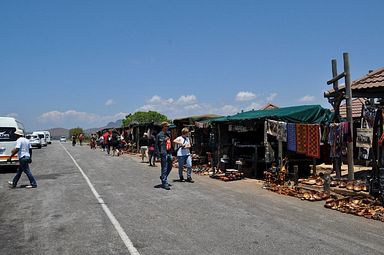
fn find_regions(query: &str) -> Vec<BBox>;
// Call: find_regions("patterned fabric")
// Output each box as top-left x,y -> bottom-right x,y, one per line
307,124 -> 320,158
287,123 -> 296,152
296,124 -> 307,154
266,119 -> 279,137
277,122 -> 287,142
266,119 -> 287,142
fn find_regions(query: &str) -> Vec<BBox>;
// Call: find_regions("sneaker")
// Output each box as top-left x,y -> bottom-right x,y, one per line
179,177 -> 185,182
162,184 -> 170,190
8,181 -> 15,188
26,185 -> 37,189
186,178 -> 194,183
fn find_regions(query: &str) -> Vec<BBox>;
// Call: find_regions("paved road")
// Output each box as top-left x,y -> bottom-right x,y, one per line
1,142 -> 383,255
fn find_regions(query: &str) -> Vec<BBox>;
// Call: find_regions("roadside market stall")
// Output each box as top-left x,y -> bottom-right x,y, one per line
173,114 -> 221,167
210,105 -> 335,179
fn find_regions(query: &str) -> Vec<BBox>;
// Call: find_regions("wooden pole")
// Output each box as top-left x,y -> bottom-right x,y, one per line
343,52 -> 354,180
331,59 -> 342,179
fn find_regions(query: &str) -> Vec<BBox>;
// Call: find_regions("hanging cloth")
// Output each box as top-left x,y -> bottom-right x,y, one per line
296,124 -> 308,154
266,119 -> 287,142
307,124 -> 321,158
277,122 -> 287,142
266,119 -> 279,137
287,123 -> 296,152
356,128 -> 373,148
362,106 -> 377,128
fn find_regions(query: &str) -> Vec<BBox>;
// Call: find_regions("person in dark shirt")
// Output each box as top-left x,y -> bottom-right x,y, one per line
148,133 -> 157,167
156,122 -> 173,190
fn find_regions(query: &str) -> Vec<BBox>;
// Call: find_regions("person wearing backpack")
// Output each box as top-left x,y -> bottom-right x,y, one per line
155,122 -> 173,190
173,127 -> 194,183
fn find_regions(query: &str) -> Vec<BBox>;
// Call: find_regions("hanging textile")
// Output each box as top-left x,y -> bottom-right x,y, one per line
321,126 -> 329,144
356,128 -> 373,148
266,119 -> 287,142
287,123 -> 296,152
328,123 -> 342,158
266,119 -> 279,137
264,121 -> 271,163
362,106 -> 377,128
341,122 -> 352,144
296,124 -> 308,154
277,122 -> 287,142
307,124 -> 321,158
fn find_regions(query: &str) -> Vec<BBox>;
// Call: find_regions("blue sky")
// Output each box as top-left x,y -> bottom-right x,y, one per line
1,0 -> 383,130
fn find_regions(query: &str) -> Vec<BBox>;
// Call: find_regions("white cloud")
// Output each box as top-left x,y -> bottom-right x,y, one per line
136,104 -> 156,111
38,110 -> 128,128
137,94 -> 217,119
148,95 -> 162,104
221,105 -> 239,115
176,95 -> 197,105
267,93 -> 278,102
105,99 -> 114,106
235,91 -> 256,101
148,95 -> 175,105
184,104 -> 201,110
6,113 -> 19,118
299,95 -> 316,102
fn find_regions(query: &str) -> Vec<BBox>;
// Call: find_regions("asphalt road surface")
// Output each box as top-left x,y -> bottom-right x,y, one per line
1,142 -> 383,255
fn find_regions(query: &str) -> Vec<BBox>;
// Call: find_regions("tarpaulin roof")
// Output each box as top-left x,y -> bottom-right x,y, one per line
173,114 -> 222,124
211,105 -> 334,124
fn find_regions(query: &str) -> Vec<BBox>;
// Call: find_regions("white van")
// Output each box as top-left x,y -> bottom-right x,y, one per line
0,117 -> 25,166
33,131 -> 47,147
43,130 -> 51,144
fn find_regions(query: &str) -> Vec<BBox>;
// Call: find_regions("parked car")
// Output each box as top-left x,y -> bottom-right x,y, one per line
60,136 -> 66,142
32,131 -> 47,147
0,117 -> 25,166
26,134 -> 42,149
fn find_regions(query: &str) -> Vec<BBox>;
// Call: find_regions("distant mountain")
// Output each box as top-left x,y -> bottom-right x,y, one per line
105,119 -> 123,128
85,119 -> 123,135
48,128 -> 69,138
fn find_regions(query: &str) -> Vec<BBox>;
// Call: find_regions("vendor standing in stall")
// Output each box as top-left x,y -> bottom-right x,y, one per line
174,127 -> 194,183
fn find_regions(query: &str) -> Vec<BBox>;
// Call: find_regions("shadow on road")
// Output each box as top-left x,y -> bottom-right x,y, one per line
0,165 -> 18,173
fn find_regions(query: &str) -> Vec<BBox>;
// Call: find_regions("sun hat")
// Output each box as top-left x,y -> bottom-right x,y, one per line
14,129 -> 24,136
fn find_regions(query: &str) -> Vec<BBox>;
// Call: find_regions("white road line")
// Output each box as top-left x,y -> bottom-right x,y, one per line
61,144 -> 140,255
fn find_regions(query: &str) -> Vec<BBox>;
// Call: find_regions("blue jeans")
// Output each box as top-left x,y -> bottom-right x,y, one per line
177,155 -> 192,179
160,153 -> 172,185
13,157 -> 37,187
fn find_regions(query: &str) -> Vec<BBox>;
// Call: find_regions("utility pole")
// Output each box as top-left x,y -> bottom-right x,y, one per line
344,53 -> 354,180
325,52 -> 354,181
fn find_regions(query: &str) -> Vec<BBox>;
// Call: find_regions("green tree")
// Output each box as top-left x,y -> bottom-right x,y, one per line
69,127 -> 84,137
122,111 -> 168,126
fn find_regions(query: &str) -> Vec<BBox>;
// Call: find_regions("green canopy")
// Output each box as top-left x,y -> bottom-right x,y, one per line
212,105 -> 334,124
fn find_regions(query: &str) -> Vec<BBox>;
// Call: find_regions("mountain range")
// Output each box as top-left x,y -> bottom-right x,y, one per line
47,119 -> 123,138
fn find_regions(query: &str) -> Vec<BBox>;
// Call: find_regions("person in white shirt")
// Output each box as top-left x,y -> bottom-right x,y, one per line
173,128 -> 194,183
7,129 -> 37,188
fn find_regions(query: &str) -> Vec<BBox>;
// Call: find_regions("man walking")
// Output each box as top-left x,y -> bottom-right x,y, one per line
103,130 -> 110,155
7,129 -> 37,188
156,122 -> 173,190
174,128 -> 194,183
